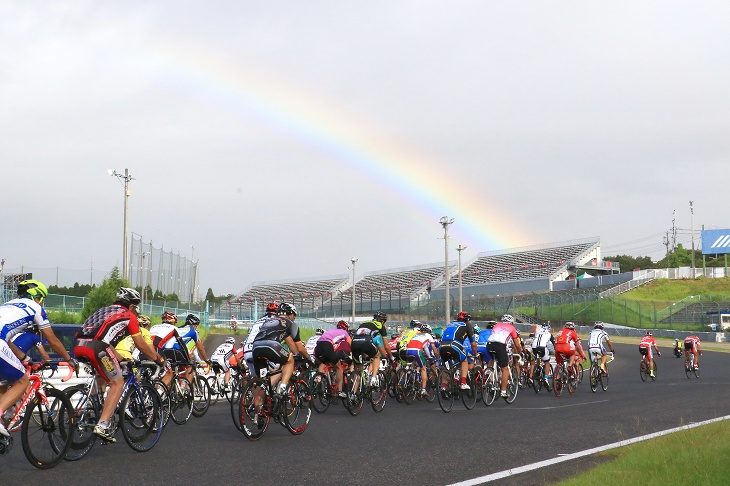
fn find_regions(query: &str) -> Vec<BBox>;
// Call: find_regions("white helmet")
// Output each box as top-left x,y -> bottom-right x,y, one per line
501,314 -> 515,323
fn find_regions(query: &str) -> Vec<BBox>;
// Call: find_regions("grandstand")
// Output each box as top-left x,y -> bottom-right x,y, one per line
223,237 -> 610,320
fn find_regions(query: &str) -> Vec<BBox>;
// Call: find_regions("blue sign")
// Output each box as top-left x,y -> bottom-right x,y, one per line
702,229 -> 730,255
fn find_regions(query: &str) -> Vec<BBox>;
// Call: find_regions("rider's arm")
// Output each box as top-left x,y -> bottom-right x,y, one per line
195,339 -> 208,361
40,327 -> 73,362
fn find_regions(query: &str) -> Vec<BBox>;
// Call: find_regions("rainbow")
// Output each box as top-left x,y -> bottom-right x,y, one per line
150,43 -> 533,252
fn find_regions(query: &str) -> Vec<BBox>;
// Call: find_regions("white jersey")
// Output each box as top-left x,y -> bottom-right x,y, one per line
212,342 -> 236,363
0,298 -> 51,342
588,329 -> 610,350
305,335 -> 319,359
532,329 -> 553,349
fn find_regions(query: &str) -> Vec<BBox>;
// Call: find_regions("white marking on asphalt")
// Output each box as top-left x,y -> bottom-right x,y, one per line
444,414 -> 730,486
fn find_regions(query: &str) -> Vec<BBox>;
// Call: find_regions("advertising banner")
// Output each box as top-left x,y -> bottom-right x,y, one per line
701,229 -> 730,255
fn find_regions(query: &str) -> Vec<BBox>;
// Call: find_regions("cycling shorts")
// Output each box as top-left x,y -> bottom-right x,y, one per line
532,346 -> 550,362
554,344 -> 576,364
487,341 -> 510,368
351,335 -> 378,364
0,339 -> 25,384
251,340 -> 290,378
162,348 -> 189,368
405,348 -> 427,368
684,341 -> 698,353
74,339 -> 123,383
639,345 -> 654,359
439,340 -> 467,364
314,341 -> 348,365
212,356 -> 231,372
589,343 -> 608,356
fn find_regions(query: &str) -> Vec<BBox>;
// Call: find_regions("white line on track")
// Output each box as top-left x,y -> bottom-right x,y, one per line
445,414 -> 730,486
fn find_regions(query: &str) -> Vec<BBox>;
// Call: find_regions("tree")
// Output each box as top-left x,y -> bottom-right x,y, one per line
81,267 -> 127,320
603,254 -> 655,271
205,288 -> 215,302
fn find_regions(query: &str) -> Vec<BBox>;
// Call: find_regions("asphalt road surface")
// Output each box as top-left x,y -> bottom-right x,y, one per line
1,342 -> 727,486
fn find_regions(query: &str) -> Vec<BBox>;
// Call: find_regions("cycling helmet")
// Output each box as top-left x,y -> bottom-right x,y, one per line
501,314 -> 515,323
565,321 -> 575,329
486,320 -> 496,329
646,330 -> 653,336
315,328 -> 325,335
594,322 -> 604,329
410,319 -> 421,328
226,337 -> 236,345
162,311 -> 178,324
336,320 -> 349,331
457,312 -> 471,322
266,302 -> 278,314
473,325 -> 481,333
278,302 -> 297,316
542,323 -> 551,331
115,287 -> 141,306
185,314 -> 201,326
373,311 -> 387,322
420,323 -> 432,334
17,279 -> 48,302
138,315 -> 151,328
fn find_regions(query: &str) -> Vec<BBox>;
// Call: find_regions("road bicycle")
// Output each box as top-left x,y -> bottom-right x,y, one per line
589,352 -> 613,392
481,351 -> 518,405
531,357 -> 553,394
64,360 -> 163,460
238,357 -> 311,440
344,354 -> 388,416
0,360 -> 75,469
190,362 -> 212,418
207,362 -> 242,405
436,357 -> 479,412
552,354 -> 579,397
639,350 -> 659,382
685,352 -> 700,379
310,362 -> 347,413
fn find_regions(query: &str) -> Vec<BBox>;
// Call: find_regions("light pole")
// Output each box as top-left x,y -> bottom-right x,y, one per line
440,216 -> 454,326
690,200 -> 695,277
109,169 -> 134,281
457,244 -> 467,312
350,257 -> 358,326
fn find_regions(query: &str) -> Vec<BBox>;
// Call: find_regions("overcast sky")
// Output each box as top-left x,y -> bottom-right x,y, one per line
2,2 -> 729,296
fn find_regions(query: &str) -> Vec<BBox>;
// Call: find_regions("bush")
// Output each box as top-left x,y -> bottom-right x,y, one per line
81,267 -> 127,320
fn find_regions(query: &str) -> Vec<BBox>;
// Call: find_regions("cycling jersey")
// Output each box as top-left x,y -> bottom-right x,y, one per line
115,327 -> 153,360
405,332 -> 437,367
554,327 -> 582,362
487,322 -> 518,346
475,329 -> 493,363
588,328 -> 610,356
11,332 -> 43,354
305,335 -> 319,360
76,304 -> 141,347
441,321 -> 475,344
684,335 -> 700,353
169,325 -> 200,355
0,298 -> 51,342
211,342 -> 237,371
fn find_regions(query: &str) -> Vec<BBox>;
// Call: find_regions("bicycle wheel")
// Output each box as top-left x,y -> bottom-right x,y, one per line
461,369 -> 477,410
403,370 -> 417,405
532,365 -> 543,394
191,375 -> 211,418
483,368 -> 498,406
170,376 -> 193,425
639,360 -> 648,382
282,379 -> 311,435
577,362 -> 585,384
504,367 -> 518,404
567,365 -> 578,395
394,368 -> 407,403
437,368 -> 455,412
370,371 -> 387,413
472,366 -> 484,402
21,387 -> 74,469
63,385 -> 99,461
518,367 -> 528,389
152,380 -> 171,428
240,379 -> 270,440
589,364 -> 599,393
601,368 -> 609,391
309,372 -> 331,414
230,378 -> 247,432
425,367 -> 438,403
386,367 -> 398,399
553,365 -> 564,397
346,372 -> 364,416
651,360 -> 657,381
207,376 -> 220,405
120,383 -> 163,452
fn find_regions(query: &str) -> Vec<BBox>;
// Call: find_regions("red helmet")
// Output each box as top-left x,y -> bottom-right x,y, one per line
457,311 -> 471,322
162,311 -> 178,324
266,302 -> 278,314
337,320 -> 349,331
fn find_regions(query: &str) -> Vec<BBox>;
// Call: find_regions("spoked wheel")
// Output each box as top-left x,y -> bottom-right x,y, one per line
403,371 -> 417,405
650,361 -> 657,381
346,372 -> 364,416
553,366 -> 565,397
191,375 -> 211,418
425,368 -> 438,403
63,385 -> 98,462
207,376 -> 220,405
120,383 -> 163,452
505,368 -> 518,404
152,380 -> 171,428
532,366 -> 543,394
601,369 -> 609,391
589,364 -> 599,393
170,377 -> 193,425
386,367 -> 398,399
230,378 -> 248,432
240,379 -> 270,441
371,371 -> 387,413
309,372 -> 331,414
567,365 -> 578,395
483,368 -> 498,406
639,360 -> 648,382
461,369 -> 477,410
282,379 -> 311,435
21,387 -> 74,469
437,368 -> 455,413
394,368 -> 407,403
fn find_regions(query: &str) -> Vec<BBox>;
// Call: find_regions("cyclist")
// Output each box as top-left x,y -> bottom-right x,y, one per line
305,328 -> 324,361
588,322 -> 615,375
405,323 -> 440,396
149,311 -> 189,386
397,320 -> 422,364
350,311 -> 392,387
10,324 -> 52,363
243,302 -> 278,376
639,330 -> 660,379
210,337 -> 240,392
172,314 -> 210,384
251,302 -> 310,396
314,320 -> 352,398
115,314 -> 154,361
554,322 -> 585,373
74,287 -> 166,442
487,314 -> 523,398
475,321 -> 495,368
684,335 -> 701,370
440,312 -> 478,391
0,280 -> 79,437
529,323 -> 555,381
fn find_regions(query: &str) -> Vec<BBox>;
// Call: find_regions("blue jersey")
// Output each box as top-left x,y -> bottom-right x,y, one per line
165,325 -> 199,354
476,329 -> 492,354
11,332 -> 42,353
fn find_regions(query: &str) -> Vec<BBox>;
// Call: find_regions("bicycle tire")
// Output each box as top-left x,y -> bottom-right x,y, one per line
639,360 -> 648,382
370,371 -> 387,413
309,372 -> 331,414
282,379 -> 311,435
651,360 -> 657,381
207,376 -> 220,405
601,368 -> 609,391
229,378 -> 247,432
120,383 -> 163,452
461,369 -> 477,410
567,364 -> 578,395
403,370 -> 417,405
437,368 -> 455,412
21,387 -> 74,469
191,375 -> 211,418
425,368 -> 438,403
63,385 -> 99,461
152,380 -> 171,428
589,363 -> 599,393
240,379 -> 270,440
532,365 -> 543,394
170,376 -> 193,425
483,368 -> 498,406
553,365 -> 564,397
346,372 -> 364,416
386,367 -> 398,399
